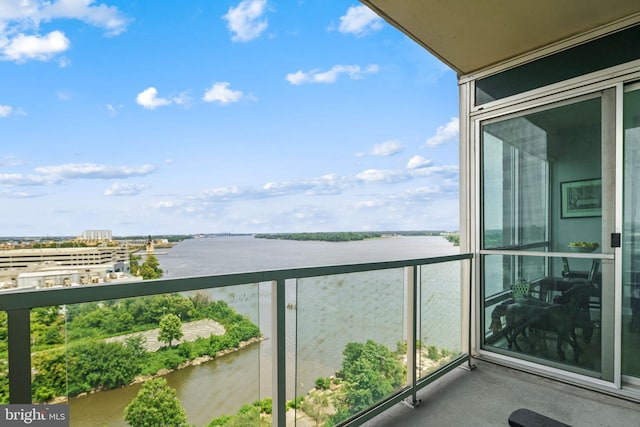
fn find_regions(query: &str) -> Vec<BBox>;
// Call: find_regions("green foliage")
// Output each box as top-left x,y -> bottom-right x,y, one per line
139,254 -> 163,280
145,347 -> 187,374
315,376 -> 331,390
158,314 -> 183,348
31,306 -> 65,348
301,392 -> 330,426
0,363 -> 7,404
287,396 -> 304,410
329,340 -> 404,424
67,294 -> 195,339
129,253 -> 141,276
32,349 -> 68,402
0,311 -> 6,356
124,378 -> 187,427
444,233 -> 460,246
12,293 -> 261,402
255,232 -> 383,242
125,334 -> 147,359
66,341 -> 143,396
207,399 -> 272,426
427,345 -> 439,360
258,398 -> 272,414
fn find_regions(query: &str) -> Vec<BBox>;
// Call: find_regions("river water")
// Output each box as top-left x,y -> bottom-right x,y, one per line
69,235 -> 459,426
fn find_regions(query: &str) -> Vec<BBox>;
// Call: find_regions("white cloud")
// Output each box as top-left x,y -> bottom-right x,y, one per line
407,155 -> 432,169
136,87 -> 172,110
152,200 -> 183,209
58,56 -> 71,67
0,156 -> 23,167
0,1 -> 129,62
0,0 -> 130,35
425,117 -> 459,147
35,163 -> 155,179
355,169 -> 409,184
355,200 -> 385,208
0,189 -> 40,198
223,0 -> 268,42
104,183 -> 149,196
0,173 -> 55,186
172,91 -> 191,106
369,140 -> 403,157
395,186 -> 442,201
286,64 -> 378,85
106,103 -> 123,114
1,30 -> 70,62
202,82 -> 244,104
0,104 -> 26,118
136,87 -> 191,109
0,105 -> 13,117
338,5 -> 383,36
38,0 -> 130,36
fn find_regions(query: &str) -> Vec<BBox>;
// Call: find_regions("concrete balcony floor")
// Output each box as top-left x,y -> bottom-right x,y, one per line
363,360 -> 640,427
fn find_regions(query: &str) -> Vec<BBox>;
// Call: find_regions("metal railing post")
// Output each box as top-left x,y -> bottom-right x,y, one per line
271,279 -> 286,427
404,266 -> 420,407
463,257 -> 476,371
8,308 -> 32,403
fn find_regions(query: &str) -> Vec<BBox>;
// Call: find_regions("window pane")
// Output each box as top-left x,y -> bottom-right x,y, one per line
623,87 -> 640,378
481,97 -> 602,252
482,117 -> 549,249
482,254 -> 602,375
475,24 -> 640,105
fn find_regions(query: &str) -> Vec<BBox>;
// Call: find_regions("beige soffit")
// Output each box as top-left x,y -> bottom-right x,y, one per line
361,0 -> 640,75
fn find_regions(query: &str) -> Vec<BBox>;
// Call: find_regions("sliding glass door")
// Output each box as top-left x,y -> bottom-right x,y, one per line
622,85 -> 640,380
480,95 -> 608,376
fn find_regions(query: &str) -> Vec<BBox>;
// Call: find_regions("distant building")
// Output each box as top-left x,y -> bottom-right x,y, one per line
80,229 -> 113,241
146,235 -> 155,255
0,245 -> 129,286
14,266 -> 137,290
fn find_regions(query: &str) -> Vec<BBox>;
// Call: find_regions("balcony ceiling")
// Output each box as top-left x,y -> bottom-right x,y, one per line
361,0 -> 640,75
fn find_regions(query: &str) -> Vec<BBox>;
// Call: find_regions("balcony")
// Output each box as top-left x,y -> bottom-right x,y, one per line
0,253 -> 637,426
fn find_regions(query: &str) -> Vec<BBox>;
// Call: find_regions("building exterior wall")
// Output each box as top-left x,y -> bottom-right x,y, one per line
81,229 -> 113,241
0,245 -> 128,272
462,23 -> 640,399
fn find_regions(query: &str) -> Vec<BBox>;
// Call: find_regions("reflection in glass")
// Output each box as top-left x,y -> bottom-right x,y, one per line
481,97 -> 603,254
623,88 -> 640,378
483,254 -> 601,374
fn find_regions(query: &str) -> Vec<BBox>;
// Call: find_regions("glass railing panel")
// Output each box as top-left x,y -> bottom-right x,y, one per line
418,260 -> 463,379
53,283 -> 263,427
482,254 -> 602,375
295,268 -> 406,426
30,305 -> 69,405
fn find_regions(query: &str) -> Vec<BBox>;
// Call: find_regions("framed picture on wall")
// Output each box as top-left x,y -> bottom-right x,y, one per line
561,178 -> 602,218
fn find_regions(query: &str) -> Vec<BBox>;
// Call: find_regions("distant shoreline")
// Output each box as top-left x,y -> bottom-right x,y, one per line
255,231 -> 451,243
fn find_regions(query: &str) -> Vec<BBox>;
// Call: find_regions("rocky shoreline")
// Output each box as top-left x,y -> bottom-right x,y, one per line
49,335 -> 264,404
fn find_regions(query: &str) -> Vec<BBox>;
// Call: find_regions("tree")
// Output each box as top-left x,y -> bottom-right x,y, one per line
139,254 -> 163,280
158,314 -> 183,348
329,340 -> 404,424
124,378 -> 187,427
129,253 -> 141,276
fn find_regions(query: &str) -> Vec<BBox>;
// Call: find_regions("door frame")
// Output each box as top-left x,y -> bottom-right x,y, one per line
462,67 -> 640,398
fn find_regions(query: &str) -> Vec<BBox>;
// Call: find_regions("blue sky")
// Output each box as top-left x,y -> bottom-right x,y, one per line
1,0 -> 459,236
